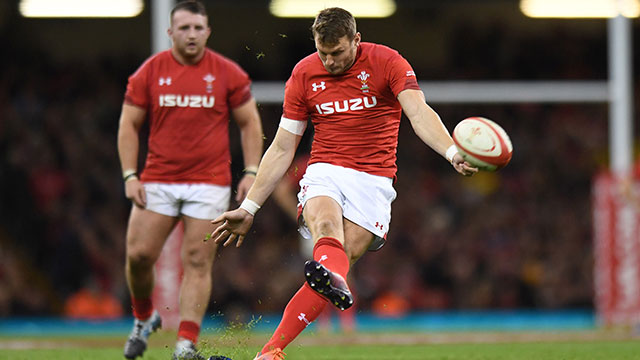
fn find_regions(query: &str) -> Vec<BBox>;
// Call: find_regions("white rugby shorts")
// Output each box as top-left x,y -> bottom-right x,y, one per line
143,183 -> 230,220
297,163 -> 397,251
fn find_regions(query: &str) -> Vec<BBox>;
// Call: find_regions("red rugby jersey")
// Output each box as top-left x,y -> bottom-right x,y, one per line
283,42 -> 420,179
124,49 -> 252,185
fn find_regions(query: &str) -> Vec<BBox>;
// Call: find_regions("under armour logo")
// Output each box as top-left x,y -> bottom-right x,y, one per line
159,77 -> 172,86
375,222 -> 384,230
298,312 -> 311,325
319,255 -> 328,262
312,82 -> 326,92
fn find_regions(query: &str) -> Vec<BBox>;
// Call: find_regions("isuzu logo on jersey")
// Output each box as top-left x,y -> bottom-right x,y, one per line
158,94 -> 215,108
314,96 -> 377,115
312,82 -> 326,92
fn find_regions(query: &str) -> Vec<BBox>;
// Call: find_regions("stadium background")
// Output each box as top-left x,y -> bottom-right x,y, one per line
0,0 -> 637,328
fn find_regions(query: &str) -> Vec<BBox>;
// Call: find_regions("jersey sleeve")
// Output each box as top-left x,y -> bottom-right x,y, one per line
124,60 -> 151,108
282,66 -> 309,121
385,52 -> 421,97
226,61 -> 253,109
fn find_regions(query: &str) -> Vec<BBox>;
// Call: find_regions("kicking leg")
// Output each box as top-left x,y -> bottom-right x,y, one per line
256,198 -> 373,357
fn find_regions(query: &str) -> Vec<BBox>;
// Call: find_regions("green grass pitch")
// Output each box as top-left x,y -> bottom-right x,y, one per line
2,341 -> 640,360
1,330 -> 640,360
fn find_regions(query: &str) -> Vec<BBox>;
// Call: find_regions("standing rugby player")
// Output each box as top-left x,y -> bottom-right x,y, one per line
117,1 -> 263,359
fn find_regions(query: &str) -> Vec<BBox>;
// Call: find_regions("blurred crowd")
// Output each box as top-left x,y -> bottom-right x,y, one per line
0,53 -> 134,316
0,15 -> 635,320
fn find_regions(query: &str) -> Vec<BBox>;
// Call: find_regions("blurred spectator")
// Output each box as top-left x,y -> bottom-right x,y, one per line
64,276 -> 124,320
371,291 -> 411,318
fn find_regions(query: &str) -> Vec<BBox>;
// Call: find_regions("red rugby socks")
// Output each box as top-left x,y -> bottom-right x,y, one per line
261,237 -> 350,353
313,237 -> 349,279
177,321 -> 200,344
131,297 -> 153,321
260,283 -> 328,353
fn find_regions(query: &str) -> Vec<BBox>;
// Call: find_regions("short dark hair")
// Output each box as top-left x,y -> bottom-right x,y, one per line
170,0 -> 208,24
311,7 -> 357,45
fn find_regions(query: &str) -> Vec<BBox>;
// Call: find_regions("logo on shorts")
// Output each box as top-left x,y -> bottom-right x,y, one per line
375,222 -> 384,230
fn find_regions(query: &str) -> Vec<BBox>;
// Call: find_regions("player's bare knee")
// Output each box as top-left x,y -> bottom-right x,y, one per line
182,251 -> 212,274
183,260 -> 211,278
312,218 -> 341,238
126,250 -> 156,270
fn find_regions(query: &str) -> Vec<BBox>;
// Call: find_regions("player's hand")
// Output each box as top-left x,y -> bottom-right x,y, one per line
125,179 -> 147,208
452,153 -> 478,177
235,174 -> 256,202
210,208 -> 254,247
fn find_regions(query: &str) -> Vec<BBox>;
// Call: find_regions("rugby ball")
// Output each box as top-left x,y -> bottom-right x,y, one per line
452,117 -> 513,171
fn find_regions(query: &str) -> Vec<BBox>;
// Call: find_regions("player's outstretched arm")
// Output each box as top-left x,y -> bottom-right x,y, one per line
117,103 -> 148,207
398,89 -> 477,177
232,97 -> 264,202
211,126 -> 302,247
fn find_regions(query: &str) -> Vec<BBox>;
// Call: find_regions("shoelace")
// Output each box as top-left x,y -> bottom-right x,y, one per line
129,321 -> 144,338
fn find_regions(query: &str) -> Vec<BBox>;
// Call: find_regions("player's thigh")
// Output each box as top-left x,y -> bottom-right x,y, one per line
181,215 -> 219,268
302,195 -> 345,243
126,206 -> 179,262
179,184 -> 229,266
343,218 -> 375,264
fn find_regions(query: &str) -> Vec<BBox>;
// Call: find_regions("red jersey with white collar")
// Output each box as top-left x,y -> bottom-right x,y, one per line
124,49 -> 252,185
282,42 -> 420,179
